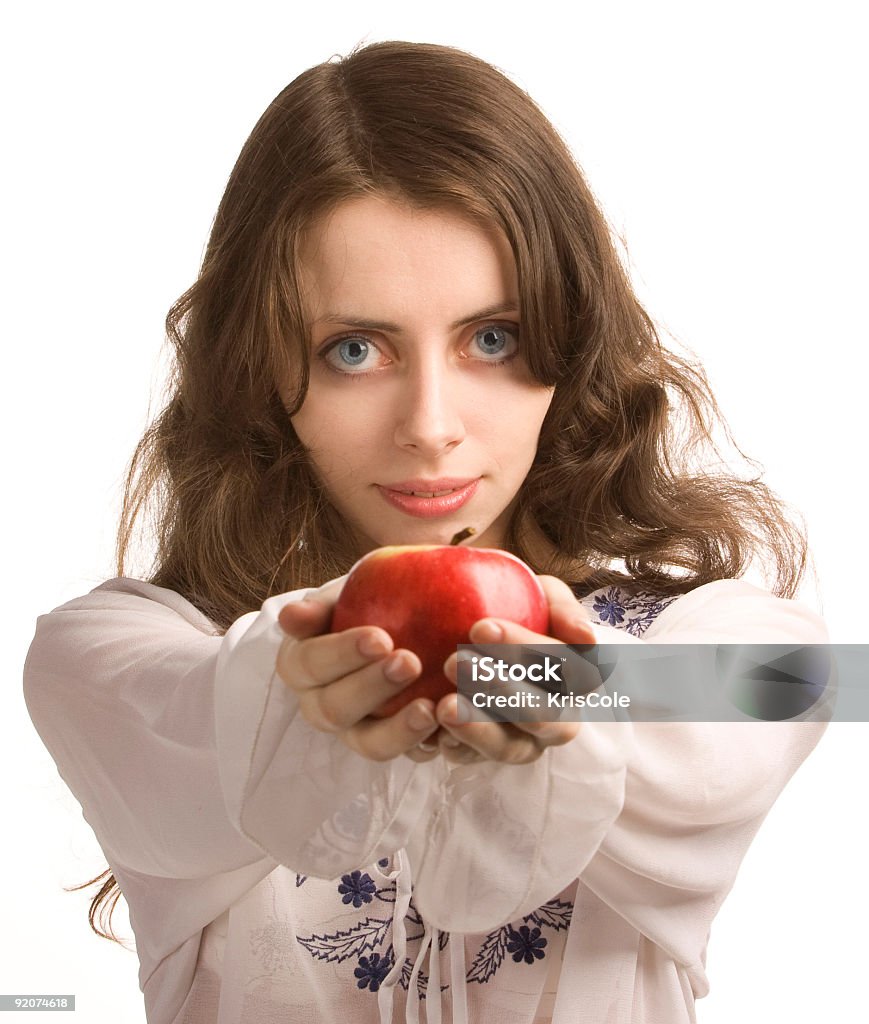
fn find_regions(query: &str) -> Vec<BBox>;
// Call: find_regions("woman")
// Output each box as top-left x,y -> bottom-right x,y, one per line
24,41 -> 827,1023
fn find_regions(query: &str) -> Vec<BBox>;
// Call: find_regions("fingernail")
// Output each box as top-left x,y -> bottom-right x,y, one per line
408,703 -> 435,731
384,654 -> 416,684
439,696 -> 470,727
441,734 -> 462,748
454,695 -> 475,723
358,632 -> 390,658
473,619 -> 502,642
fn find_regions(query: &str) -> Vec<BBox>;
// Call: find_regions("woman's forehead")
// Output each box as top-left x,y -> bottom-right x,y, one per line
297,196 -> 519,328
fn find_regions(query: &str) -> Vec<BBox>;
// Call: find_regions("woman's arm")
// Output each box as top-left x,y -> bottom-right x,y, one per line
406,578 -> 827,944
23,578 -> 297,961
578,580 -> 829,975
24,574 -> 826,956
23,579 -> 275,880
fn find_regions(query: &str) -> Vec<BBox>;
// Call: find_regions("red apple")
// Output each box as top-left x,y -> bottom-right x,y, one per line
331,541 -> 549,717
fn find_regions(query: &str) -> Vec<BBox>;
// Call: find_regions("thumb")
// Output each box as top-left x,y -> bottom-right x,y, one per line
277,574 -> 347,637
278,597 -> 332,639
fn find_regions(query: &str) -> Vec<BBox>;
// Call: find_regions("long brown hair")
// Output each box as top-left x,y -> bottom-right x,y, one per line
82,40 -> 807,941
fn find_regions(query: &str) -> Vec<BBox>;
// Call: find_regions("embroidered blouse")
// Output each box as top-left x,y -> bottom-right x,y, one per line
23,577 -> 828,1023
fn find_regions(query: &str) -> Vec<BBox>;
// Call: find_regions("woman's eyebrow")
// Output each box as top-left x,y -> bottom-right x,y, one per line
316,301 -> 520,333
451,301 -> 520,328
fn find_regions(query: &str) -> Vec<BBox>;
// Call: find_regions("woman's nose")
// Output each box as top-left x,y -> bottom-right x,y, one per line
392,358 -> 466,457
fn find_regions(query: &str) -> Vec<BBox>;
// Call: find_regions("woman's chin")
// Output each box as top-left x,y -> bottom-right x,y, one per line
357,521 -> 504,553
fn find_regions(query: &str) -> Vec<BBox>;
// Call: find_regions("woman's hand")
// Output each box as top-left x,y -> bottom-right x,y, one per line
276,578 -> 442,762
276,574 -> 595,767
406,575 -> 596,767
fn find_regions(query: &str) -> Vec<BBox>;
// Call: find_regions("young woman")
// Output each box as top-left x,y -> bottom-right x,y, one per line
24,41 -> 827,1024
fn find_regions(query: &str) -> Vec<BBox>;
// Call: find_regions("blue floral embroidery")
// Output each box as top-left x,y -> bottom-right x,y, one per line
593,588 -> 626,627
586,586 -> 679,637
467,897 -> 572,983
297,887 -> 448,1000
622,592 -> 679,637
298,916 -> 393,963
338,870 -> 378,908
466,925 -> 510,984
354,951 -> 393,991
506,924 -> 547,964
526,899 -> 573,932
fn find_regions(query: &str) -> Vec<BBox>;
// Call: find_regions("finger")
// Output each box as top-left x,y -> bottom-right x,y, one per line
278,625 -> 396,691
277,576 -> 347,637
466,617 -> 542,644
444,647 -> 586,741
437,729 -> 484,765
436,694 -> 581,764
434,694 -> 544,765
468,611 -> 593,647
511,718 -> 581,746
403,726 -> 445,763
443,648 -> 553,726
299,648 -> 423,733
278,597 -> 333,640
441,746 -> 484,765
537,575 -> 597,644
345,700 -> 440,763
403,746 -> 441,763
445,723 -> 538,764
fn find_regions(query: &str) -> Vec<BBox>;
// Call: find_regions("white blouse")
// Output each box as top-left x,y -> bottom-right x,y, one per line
23,576 -> 829,1023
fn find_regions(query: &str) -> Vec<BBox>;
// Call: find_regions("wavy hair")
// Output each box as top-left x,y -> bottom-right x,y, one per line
81,40 -> 807,941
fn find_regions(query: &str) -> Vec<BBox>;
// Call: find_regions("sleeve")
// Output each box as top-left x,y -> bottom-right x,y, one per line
22,579 -> 452,947
23,578 -> 271,880
394,580 -> 830,937
575,579 -> 830,980
23,578 -> 294,957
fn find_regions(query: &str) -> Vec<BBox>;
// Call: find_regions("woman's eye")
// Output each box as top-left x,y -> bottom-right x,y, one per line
471,325 -> 519,361
322,336 -> 385,373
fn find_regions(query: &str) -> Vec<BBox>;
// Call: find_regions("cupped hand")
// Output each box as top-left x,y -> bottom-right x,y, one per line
276,578 -> 442,762
407,574 -> 596,767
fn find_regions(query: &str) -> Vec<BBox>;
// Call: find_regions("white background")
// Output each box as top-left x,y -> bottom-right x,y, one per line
3,2 -> 866,1021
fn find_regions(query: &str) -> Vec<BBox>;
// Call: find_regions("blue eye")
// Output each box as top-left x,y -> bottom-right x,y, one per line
335,338 -> 369,365
322,335 -> 385,374
472,325 -> 518,360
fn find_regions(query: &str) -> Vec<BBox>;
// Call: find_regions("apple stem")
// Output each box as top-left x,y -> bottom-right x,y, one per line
450,527 -> 476,546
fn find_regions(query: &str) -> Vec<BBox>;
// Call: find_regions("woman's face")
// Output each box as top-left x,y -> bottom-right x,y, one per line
289,196 -> 554,554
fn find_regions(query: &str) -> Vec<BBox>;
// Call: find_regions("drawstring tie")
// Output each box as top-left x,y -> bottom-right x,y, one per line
377,850 -> 469,1024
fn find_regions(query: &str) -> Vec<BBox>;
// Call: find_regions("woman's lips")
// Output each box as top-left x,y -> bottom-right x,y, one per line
376,479 -> 480,518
